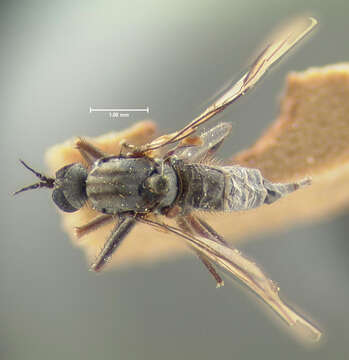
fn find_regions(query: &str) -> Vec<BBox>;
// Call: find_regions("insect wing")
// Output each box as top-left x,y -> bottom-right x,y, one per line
242,16 -> 317,91
183,230 -> 321,341
143,218 -> 321,342
142,17 -> 317,152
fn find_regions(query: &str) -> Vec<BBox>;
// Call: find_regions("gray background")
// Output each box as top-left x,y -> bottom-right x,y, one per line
2,0 -> 349,359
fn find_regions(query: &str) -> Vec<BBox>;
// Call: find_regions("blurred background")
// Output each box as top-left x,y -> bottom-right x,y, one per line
2,0 -> 349,359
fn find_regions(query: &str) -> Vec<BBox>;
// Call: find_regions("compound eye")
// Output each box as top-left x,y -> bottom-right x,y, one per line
52,188 -> 79,212
55,164 -> 74,181
52,163 -> 88,212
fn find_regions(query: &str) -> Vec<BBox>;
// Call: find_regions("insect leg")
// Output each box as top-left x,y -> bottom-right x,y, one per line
74,214 -> 114,239
90,216 -> 136,272
177,216 -> 224,287
185,214 -> 228,246
75,138 -> 108,166
195,252 -> 224,288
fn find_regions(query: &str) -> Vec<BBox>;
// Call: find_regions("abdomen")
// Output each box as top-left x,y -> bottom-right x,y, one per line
175,162 -> 300,212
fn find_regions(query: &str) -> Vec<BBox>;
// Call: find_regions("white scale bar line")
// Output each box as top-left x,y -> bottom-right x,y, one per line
90,107 -> 149,113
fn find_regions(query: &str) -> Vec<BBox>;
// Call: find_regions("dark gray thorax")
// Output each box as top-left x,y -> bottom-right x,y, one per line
86,156 -> 178,214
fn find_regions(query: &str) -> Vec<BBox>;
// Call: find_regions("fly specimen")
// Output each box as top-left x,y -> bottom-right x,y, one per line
15,17 -> 321,340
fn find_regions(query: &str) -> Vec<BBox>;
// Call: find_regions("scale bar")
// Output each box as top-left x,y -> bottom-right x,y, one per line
90,107 -> 149,113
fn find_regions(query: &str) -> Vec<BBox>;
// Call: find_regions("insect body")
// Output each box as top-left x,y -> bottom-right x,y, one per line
15,17 -> 321,341
49,133 -> 308,217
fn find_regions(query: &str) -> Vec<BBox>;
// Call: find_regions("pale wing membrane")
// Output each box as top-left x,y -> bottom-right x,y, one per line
173,122 -> 232,162
242,16 -> 317,91
142,17 -> 317,152
141,218 -> 321,342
